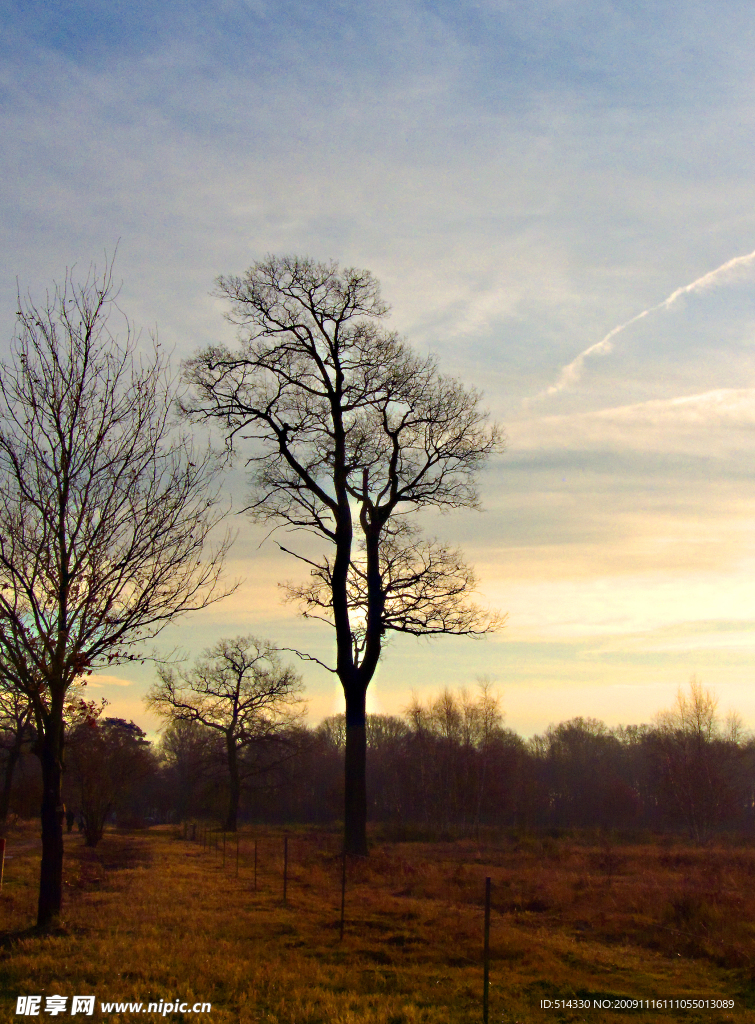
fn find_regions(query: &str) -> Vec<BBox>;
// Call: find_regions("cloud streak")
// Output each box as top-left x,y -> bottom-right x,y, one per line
533,247 -> 755,401
509,388 -> 755,457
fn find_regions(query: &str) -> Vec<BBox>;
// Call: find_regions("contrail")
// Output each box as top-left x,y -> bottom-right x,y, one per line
535,247 -> 755,400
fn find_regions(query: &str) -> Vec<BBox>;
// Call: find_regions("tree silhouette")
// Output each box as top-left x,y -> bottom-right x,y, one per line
183,255 -> 503,853
0,675 -> 34,826
148,636 -> 305,831
0,261 -> 232,926
654,678 -> 745,841
66,717 -> 155,847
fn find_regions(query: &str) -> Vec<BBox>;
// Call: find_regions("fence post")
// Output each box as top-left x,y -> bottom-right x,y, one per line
483,876 -> 491,1024
254,839 -> 258,892
339,850 -> 347,940
283,835 -> 288,905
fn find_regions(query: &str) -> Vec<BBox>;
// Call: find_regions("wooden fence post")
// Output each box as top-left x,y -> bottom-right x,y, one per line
483,876 -> 491,1024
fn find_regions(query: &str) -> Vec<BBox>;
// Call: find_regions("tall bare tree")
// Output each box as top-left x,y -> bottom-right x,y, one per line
147,636 -> 306,831
183,255 -> 503,853
0,261 -> 232,926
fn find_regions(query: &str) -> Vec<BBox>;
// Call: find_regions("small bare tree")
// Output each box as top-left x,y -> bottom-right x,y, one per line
0,261 -> 232,926
157,719 -> 224,821
405,682 -> 503,833
147,636 -> 306,831
654,677 -> 746,841
182,256 -> 504,853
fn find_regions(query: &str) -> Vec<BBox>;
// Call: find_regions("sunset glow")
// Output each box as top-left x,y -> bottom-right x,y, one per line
3,2 -> 755,738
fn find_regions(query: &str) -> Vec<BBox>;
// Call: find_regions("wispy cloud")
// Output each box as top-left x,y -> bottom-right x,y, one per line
584,619 -> 755,656
510,388 -> 755,456
532,248 -> 755,402
87,674 -> 133,689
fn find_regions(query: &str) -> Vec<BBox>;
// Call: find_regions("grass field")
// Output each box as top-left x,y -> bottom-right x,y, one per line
0,824 -> 753,1022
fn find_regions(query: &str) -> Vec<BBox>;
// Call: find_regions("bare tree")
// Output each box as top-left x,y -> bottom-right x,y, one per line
147,636 -> 306,831
182,255 -> 504,853
405,682 -> 503,834
654,677 -> 745,841
157,719 -> 224,822
0,261 -> 232,926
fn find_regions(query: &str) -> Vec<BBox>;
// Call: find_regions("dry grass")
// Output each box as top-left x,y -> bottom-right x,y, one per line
0,825 -> 753,1021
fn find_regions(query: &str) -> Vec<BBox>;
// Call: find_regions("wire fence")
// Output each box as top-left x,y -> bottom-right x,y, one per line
180,821 -> 493,1020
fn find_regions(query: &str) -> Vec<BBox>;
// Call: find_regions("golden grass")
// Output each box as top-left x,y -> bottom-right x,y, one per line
0,825 -> 752,1022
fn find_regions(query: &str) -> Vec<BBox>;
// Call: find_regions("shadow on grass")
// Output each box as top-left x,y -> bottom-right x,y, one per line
0,918 -> 82,948
64,834 -> 153,892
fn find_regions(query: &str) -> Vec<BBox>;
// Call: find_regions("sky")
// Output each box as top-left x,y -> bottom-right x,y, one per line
2,0 -> 755,737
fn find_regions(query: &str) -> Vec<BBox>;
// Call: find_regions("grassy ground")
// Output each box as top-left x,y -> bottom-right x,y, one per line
0,824 -> 752,1022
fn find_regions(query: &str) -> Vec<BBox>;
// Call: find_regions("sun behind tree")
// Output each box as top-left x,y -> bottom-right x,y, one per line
183,255 -> 504,854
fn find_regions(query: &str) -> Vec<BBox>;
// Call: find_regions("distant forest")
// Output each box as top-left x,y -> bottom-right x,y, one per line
3,680 -> 752,844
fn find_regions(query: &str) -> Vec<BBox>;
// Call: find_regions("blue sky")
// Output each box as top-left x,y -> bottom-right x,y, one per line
3,0 -> 755,735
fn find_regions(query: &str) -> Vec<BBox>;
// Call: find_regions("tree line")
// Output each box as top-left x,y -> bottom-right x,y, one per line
3,678 -> 752,844
150,677 -> 755,841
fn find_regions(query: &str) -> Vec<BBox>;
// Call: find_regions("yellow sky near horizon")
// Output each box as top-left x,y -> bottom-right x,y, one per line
8,0 -> 755,744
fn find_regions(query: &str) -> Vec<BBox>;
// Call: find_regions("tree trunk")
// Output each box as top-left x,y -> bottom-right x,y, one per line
343,684 -> 368,855
37,729 -> 65,928
0,729 -> 24,824
224,734 -> 239,833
